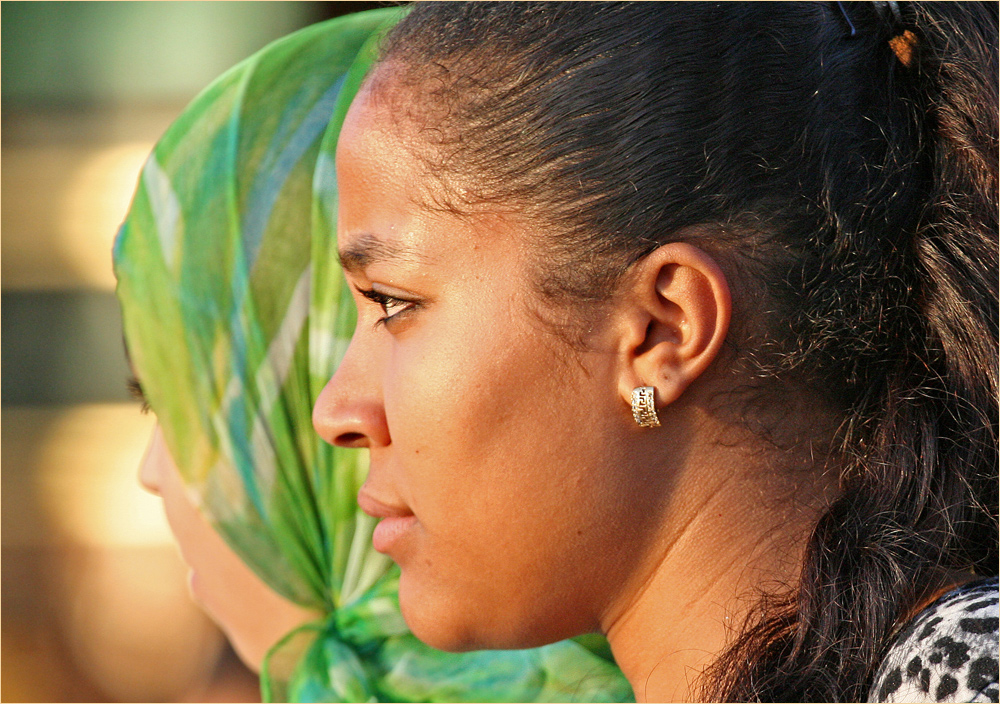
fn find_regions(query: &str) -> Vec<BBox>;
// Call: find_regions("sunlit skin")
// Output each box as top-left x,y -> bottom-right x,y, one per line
139,427 -> 320,672
312,68 -> 839,702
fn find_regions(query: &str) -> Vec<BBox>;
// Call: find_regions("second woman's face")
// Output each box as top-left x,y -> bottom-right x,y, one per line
313,81 -> 669,652
139,427 -> 319,671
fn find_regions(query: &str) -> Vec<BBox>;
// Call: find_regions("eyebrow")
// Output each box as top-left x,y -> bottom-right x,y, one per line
338,232 -> 424,273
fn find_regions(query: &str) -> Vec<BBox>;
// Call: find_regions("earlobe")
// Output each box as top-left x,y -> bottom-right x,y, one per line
617,243 -> 731,418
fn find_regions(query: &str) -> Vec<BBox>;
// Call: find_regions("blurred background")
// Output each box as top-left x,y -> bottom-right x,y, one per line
2,3 -> 378,700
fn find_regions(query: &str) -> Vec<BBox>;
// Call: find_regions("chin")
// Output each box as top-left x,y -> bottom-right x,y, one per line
192,589 -> 265,672
396,573 -> 490,652
227,634 -> 266,674
398,574 -> 560,653
212,611 -> 271,674
400,596 -> 480,652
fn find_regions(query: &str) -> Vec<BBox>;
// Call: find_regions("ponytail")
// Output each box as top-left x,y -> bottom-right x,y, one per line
906,1 -> 997,573
702,4 -> 998,699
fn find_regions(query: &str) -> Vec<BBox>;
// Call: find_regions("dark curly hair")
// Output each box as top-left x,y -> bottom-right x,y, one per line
372,2 -> 998,700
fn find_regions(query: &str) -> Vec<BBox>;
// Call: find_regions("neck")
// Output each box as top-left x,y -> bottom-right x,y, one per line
601,429 -> 835,702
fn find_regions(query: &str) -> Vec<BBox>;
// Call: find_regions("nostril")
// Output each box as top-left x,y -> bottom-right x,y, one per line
335,432 -> 368,447
312,374 -> 389,448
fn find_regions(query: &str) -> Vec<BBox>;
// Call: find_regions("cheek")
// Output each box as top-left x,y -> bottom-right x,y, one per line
384,312 -> 578,491
158,468 -> 216,572
384,311 -> 636,623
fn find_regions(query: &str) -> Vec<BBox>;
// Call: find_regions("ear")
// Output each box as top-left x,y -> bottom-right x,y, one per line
615,243 -> 731,415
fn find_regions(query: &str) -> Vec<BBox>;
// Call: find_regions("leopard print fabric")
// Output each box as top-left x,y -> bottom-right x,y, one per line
869,577 -> 999,703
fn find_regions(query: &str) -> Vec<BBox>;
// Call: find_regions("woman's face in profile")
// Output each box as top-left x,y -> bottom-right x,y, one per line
314,79 -> 669,652
139,427 -> 318,670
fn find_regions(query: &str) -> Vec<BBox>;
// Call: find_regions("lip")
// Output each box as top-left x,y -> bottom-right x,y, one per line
371,515 -> 417,553
357,489 -> 417,554
357,489 -> 413,519
187,568 -> 200,600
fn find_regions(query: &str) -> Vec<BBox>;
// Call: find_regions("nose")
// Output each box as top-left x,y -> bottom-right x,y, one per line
138,426 -> 164,495
312,339 -> 390,449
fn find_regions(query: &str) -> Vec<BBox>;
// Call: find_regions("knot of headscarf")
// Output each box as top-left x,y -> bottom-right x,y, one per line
114,9 -> 631,702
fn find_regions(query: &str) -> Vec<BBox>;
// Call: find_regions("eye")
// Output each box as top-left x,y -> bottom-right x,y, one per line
126,375 -> 151,414
356,286 -> 419,328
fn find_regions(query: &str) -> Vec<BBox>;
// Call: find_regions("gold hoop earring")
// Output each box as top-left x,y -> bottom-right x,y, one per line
631,386 -> 660,428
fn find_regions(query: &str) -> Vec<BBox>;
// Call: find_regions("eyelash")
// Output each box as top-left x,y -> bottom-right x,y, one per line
126,375 -> 151,414
355,287 -> 418,328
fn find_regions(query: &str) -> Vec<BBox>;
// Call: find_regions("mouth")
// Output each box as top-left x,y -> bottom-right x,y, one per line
357,489 -> 417,554
186,568 -> 203,604
357,489 -> 413,519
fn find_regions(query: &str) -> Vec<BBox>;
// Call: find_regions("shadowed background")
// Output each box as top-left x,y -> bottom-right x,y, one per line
2,3 -> 379,700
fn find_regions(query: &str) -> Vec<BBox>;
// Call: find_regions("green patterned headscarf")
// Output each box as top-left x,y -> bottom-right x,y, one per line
114,9 -> 631,703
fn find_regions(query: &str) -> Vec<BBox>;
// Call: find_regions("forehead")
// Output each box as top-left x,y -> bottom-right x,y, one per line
337,76 -> 461,234
336,75 -> 535,264
339,65 -> 530,220
338,77 -> 424,200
